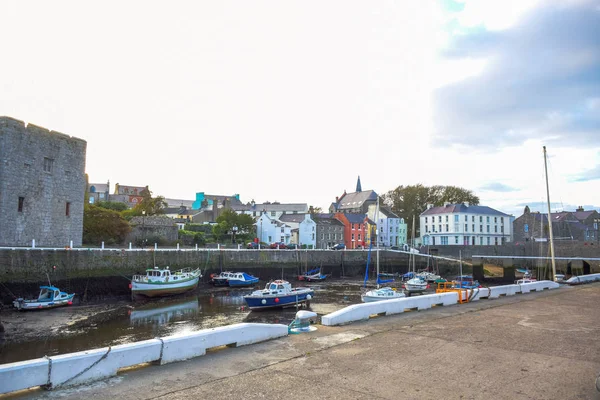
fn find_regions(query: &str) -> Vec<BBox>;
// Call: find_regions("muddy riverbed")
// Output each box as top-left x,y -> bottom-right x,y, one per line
0,279 -> 380,364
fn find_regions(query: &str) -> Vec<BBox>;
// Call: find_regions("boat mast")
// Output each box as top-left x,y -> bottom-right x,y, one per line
543,146 -> 557,281
376,195 -> 380,288
411,216 -> 416,273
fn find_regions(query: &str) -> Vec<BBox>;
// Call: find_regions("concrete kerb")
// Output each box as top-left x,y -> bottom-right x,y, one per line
0,323 -> 288,395
321,281 -> 561,326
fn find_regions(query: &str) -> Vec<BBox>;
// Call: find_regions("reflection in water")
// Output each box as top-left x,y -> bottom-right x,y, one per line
0,281 -> 365,364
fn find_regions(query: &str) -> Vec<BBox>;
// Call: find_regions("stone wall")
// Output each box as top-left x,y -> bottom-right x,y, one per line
0,117 -> 87,247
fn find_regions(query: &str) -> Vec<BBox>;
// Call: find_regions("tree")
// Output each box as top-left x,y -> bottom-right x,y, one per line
83,204 -> 131,245
122,189 -> 167,220
383,184 -> 479,239
308,205 -> 322,215
213,209 -> 255,242
97,201 -> 128,212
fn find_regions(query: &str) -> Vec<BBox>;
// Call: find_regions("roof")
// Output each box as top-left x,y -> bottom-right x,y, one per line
231,203 -> 308,212
88,183 -> 109,193
314,214 -> 345,226
342,213 -> 368,224
421,204 -> 511,217
278,214 -> 307,223
335,190 -> 377,210
164,198 -> 194,208
379,207 -> 399,219
573,210 -> 597,221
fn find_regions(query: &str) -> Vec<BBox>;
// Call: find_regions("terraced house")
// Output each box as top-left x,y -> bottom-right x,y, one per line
420,203 -> 514,246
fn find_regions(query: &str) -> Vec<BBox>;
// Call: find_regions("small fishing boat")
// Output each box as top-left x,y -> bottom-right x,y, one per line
416,271 -> 441,283
361,287 -> 406,303
13,286 -> 75,311
515,270 -> 537,285
243,280 -> 314,310
131,266 -> 202,297
302,268 -> 329,282
404,276 -> 429,293
227,272 -> 260,287
210,271 -> 233,286
452,275 -> 481,289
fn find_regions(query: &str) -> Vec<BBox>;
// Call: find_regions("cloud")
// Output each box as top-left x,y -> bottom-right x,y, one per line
479,182 -> 519,192
572,164 -> 600,182
433,1 -> 600,150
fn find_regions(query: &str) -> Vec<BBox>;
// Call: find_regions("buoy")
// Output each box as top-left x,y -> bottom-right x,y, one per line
67,301 -> 73,305
275,298 -> 280,303
128,283 -> 132,289
306,294 -> 312,300
261,299 -> 267,305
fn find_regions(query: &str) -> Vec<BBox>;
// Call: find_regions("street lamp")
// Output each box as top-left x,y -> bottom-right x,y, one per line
142,210 -> 146,248
232,225 -> 238,244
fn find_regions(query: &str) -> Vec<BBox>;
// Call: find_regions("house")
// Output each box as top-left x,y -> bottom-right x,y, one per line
298,214 -> 317,248
233,201 -> 308,220
513,206 -> 600,243
329,176 -> 378,214
367,205 -> 407,247
334,213 -> 369,249
313,214 -> 345,249
113,183 -> 149,208
87,182 -> 110,205
278,214 -> 307,231
0,117 -> 87,247
191,192 -> 242,210
420,203 -> 514,246
254,213 -> 292,245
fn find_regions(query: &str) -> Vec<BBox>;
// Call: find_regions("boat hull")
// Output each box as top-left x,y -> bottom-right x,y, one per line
132,277 -> 199,297
361,294 -> 405,303
13,295 -> 75,311
404,282 -> 428,292
228,278 -> 259,287
243,290 -> 314,310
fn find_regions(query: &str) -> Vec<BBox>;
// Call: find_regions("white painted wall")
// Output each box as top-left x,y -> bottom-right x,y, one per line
298,214 -> 316,248
420,211 -> 514,246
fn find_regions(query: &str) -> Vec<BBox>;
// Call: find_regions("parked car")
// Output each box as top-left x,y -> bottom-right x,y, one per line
286,243 -> 299,249
246,242 -> 260,249
269,242 -> 287,249
331,243 -> 346,250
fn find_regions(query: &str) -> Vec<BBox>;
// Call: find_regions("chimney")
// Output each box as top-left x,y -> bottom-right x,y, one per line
427,204 -> 433,210
336,196 -> 339,203
464,202 -> 469,207
443,202 -> 450,207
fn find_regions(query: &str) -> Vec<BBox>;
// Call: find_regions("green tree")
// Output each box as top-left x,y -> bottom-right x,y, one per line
83,204 -> 131,245
383,184 -> 479,239
121,189 -> 167,220
309,205 -> 322,215
97,201 -> 128,212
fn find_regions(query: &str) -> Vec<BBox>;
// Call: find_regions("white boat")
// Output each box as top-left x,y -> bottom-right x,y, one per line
361,195 -> 405,302
13,286 -> 75,311
361,287 -> 405,303
243,280 -> 314,310
416,271 -> 441,282
404,216 -> 429,293
131,266 -> 202,297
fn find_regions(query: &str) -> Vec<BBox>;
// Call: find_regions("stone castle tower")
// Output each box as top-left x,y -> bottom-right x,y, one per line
0,117 -> 87,247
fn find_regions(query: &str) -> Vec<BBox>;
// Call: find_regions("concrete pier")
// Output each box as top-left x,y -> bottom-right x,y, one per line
7,282 -> 599,399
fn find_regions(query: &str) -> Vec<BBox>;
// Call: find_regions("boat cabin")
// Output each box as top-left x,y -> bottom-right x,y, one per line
38,286 -> 61,301
263,280 -> 292,294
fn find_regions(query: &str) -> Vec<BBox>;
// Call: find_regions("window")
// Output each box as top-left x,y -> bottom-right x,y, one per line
441,236 -> 448,245
479,216 -> 482,222
480,225 -> 483,232
486,225 -> 490,233
43,157 -> 54,173
445,224 -> 449,232
425,225 -> 429,233
439,224 -> 442,232
280,236 -> 284,242
494,217 -> 497,223
465,215 -> 468,222
425,217 -> 428,223
438,216 -> 442,222
487,237 -> 490,245
18,197 -> 24,212
253,211 -> 256,217
445,215 -> 449,222
472,216 -> 475,222
494,237 -> 498,245
352,234 -> 355,240
494,226 -> 497,233
472,224 -> 475,231
321,234 -> 324,239
270,211 -> 276,217
389,227 -> 392,232
501,226 -> 504,233
281,227 -> 284,233
465,224 -> 468,232
454,215 -> 459,222
66,202 -> 71,216
312,233 -> 315,240
455,236 -> 459,244
479,237 -> 483,245
486,216 -> 490,223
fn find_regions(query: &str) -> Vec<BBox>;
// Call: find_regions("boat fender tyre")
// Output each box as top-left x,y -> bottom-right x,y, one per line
306,295 -> 312,300
261,300 -> 267,305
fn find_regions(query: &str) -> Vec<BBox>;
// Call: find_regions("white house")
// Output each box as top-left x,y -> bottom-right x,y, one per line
233,201 -> 308,220
420,203 -> 514,246
298,214 -> 317,248
254,213 -> 292,245
367,205 -> 407,247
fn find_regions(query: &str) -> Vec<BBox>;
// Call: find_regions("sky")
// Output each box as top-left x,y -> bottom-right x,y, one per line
1,0 -> 599,217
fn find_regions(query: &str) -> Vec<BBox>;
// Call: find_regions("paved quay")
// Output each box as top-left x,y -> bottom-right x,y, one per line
6,283 -> 600,400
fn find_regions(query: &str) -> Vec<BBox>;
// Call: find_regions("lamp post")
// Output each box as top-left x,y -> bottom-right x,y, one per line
142,210 -> 146,248
232,225 -> 238,244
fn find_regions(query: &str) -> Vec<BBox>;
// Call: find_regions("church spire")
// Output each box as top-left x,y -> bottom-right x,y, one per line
356,175 -> 362,192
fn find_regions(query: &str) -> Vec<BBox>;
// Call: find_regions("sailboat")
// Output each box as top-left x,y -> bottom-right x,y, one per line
404,216 -> 428,293
361,196 -> 405,303
543,146 -> 558,282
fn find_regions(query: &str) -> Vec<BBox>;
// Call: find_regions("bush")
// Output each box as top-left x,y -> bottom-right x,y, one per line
184,223 -> 213,234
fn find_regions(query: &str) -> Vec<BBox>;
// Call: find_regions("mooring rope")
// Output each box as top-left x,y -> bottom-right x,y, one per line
44,346 -> 112,390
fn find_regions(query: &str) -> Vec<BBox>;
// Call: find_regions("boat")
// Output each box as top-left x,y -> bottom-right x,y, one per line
361,195 -> 405,302
404,216 -> 429,293
361,287 -> 405,303
129,297 -> 199,326
452,275 -> 481,289
301,267 -> 329,282
243,280 -> 314,310
515,270 -> 537,284
210,271 -> 233,286
227,272 -> 260,287
416,271 -> 441,283
131,266 -> 202,297
13,286 -> 75,311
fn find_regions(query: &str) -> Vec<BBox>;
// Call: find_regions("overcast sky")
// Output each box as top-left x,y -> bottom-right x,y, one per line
1,0 -> 598,216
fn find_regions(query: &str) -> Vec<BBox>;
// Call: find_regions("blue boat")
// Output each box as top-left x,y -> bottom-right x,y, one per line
227,272 -> 260,287
243,280 -> 314,310
452,275 -> 480,289
13,286 -> 75,311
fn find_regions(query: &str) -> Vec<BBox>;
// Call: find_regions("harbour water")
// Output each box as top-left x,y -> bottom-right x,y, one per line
0,279 -> 372,364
